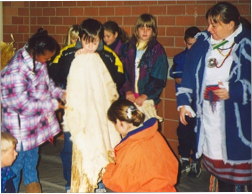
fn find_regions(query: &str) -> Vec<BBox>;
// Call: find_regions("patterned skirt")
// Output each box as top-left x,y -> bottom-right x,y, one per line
203,154 -> 252,185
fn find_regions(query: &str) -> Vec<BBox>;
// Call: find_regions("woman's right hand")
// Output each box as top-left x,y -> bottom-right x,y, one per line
179,106 -> 191,125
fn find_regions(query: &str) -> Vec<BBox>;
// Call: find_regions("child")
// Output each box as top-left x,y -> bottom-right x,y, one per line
54,18 -> 124,192
169,26 -> 201,177
1,29 -> 66,193
48,18 -> 125,192
1,132 -> 18,193
103,21 -> 129,55
119,13 -> 168,109
102,99 -> 178,192
63,24 -> 80,47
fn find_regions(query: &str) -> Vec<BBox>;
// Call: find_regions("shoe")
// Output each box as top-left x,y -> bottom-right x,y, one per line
25,182 -> 42,193
187,160 -> 202,178
179,159 -> 191,173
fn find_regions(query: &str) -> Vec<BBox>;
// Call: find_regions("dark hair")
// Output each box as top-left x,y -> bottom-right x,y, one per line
26,28 -> 59,72
240,16 -> 251,31
184,26 -> 201,41
103,21 -> 129,44
79,18 -> 103,42
206,1 -> 240,28
107,99 -> 145,127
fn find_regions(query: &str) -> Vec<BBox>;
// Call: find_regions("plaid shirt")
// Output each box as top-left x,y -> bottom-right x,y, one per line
1,47 -> 64,151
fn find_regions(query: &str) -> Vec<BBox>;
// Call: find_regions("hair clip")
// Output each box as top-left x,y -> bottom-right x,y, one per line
126,105 -> 136,119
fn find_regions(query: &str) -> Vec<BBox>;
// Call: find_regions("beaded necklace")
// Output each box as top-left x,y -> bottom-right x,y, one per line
208,42 -> 235,68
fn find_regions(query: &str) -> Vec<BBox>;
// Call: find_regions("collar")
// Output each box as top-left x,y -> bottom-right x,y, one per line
75,39 -> 104,52
119,118 -> 157,144
108,37 -> 120,51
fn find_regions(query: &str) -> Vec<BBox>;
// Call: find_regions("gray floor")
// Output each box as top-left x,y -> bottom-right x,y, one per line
18,138 -> 211,193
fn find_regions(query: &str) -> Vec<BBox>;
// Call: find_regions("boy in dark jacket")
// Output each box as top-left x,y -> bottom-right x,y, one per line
48,18 -> 125,192
169,26 -> 201,178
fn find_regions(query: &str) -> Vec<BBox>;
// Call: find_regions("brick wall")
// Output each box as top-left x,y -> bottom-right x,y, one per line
2,0 -> 251,157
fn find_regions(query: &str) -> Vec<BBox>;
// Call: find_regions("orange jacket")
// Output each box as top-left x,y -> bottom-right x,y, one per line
102,118 -> 179,192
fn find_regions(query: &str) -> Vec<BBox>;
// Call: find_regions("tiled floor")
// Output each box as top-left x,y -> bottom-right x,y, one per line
18,138 -> 211,193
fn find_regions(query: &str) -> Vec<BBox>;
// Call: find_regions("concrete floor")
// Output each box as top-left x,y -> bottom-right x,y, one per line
18,138 -> 211,193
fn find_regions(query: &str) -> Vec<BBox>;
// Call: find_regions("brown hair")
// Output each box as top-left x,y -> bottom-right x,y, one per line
134,13 -> 157,48
107,99 -> 145,127
103,21 -> 129,44
206,1 -> 240,29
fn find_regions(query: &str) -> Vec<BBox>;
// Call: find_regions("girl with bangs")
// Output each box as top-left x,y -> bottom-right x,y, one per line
119,13 -> 168,110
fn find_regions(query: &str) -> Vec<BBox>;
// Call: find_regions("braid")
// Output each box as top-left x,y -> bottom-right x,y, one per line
26,28 -> 59,72
32,41 -> 39,72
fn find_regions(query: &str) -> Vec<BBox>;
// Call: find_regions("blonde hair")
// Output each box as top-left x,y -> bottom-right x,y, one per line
134,13 -> 157,48
64,24 -> 80,47
107,99 -> 145,127
1,132 -> 17,152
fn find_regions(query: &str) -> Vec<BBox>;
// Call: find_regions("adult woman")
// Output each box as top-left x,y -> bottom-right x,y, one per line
176,2 -> 251,192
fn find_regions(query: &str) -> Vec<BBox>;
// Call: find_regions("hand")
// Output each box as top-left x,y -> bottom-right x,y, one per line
75,48 -> 88,57
213,82 -> 229,100
126,91 -> 136,103
107,149 -> 115,163
179,106 -> 192,125
62,91 -> 67,104
135,94 -> 148,107
58,102 -> 66,110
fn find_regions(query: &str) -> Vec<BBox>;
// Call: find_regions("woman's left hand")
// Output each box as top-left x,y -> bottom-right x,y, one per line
213,82 -> 229,100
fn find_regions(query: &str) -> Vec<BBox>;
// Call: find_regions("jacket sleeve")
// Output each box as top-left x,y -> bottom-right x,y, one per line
143,53 -> 168,102
99,49 -> 126,91
169,51 -> 185,79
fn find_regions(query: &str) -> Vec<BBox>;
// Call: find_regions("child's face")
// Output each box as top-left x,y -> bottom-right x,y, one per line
185,37 -> 197,50
81,35 -> 100,53
1,145 -> 18,168
103,30 -> 118,46
70,35 -> 79,45
137,24 -> 153,43
36,50 -> 56,63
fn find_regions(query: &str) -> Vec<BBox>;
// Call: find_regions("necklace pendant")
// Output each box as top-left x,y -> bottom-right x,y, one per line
207,58 -> 217,68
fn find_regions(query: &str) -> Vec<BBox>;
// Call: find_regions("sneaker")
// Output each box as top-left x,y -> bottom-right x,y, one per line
179,159 -> 191,173
187,160 -> 202,178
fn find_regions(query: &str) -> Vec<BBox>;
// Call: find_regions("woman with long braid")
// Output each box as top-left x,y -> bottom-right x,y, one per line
1,29 -> 66,193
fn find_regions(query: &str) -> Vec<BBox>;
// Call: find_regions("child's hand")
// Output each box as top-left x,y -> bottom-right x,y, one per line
62,91 -> 67,104
126,91 -> 135,103
107,149 -> 115,163
58,102 -> 66,110
75,48 -> 87,57
135,94 -> 148,106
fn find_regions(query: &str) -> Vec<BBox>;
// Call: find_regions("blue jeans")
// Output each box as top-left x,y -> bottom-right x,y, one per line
60,132 -> 72,190
95,181 -> 106,193
10,143 -> 39,192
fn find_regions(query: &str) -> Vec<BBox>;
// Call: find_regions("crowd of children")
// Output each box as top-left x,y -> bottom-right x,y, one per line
1,2 -> 251,192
